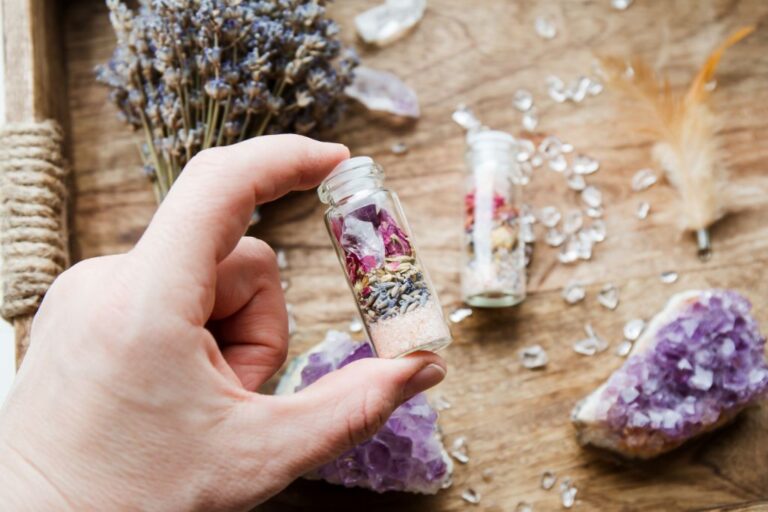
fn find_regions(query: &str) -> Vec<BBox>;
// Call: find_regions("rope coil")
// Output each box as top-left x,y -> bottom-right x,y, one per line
0,120 -> 68,322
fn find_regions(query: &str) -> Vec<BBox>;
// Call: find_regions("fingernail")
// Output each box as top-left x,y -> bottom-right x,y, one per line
403,363 -> 446,400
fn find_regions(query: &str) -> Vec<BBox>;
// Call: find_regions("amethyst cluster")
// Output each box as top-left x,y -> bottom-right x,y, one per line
276,331 -> 452,493
573,290 -> 768,458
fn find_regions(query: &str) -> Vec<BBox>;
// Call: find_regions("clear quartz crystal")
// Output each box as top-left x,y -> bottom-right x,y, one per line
597,283 -> 620,310
513,89 -> 534,112
586,220 -> 606,243
515,502 -> 533,512
520,344 -> 549,369
534,15 -> 557,39
433,394 -> 452,410
541,470 -> 557,490
354,0 -> 427,47
661,270 -> 679,284
346,66 -> 420,118
623,318 -> 645,341
581,185 -> 602,208
636,201 -> 651,219
450,436 -> 470,464
632,168 -> 658,191
563,282 -> 586,304
522,109 -> 539,132
611,0 -> 633,10
567,173 -> 587,191
349,317 -> 364,333
585,205 -> 604,218
545,228 -> 567,247
563,210 -> 583,234
461,488 -> 481,505
548,154 -> 568,172
558,238 -> 579,264
573,154 -> 600,175
276,249 -> 288,270
390,142 -> 409,155
538,206 -> 561,228
449,307 -> 473,324
452,104 -> 483,131
562,485 -> 578,508
616,339 -> 633,357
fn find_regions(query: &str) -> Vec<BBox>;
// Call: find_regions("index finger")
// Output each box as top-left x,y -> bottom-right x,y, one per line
136,134 -> 348,285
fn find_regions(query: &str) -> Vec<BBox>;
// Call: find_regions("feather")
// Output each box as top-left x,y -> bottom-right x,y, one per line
599,27 -> 755,258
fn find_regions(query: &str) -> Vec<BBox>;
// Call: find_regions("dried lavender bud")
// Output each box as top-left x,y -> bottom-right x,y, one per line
97,0 -> 358,201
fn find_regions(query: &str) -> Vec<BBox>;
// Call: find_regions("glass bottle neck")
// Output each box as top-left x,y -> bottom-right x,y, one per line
318,156 -> 385,207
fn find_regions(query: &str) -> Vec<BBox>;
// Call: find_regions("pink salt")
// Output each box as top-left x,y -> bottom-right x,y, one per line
369,299 -> 452,358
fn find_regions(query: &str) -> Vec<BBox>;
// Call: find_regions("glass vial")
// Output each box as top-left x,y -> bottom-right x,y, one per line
318,156 -> 452,358
461,130 -> 526,307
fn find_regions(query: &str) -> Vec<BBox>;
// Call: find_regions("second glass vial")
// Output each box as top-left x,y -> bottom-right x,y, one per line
461,130 -> 526,307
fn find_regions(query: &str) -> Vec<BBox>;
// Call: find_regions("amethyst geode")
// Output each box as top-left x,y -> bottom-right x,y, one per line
572,290 -> 768,459
276,331 -> 452,493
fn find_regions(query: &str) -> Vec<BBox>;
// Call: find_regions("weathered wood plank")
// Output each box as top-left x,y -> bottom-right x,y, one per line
63,0 -> 768,509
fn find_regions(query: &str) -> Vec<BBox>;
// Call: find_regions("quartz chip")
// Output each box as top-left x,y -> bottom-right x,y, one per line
452,104 -> 482,131
585,206 -> 604,219
661,271 -> 679,284
515,502 -> 533,512
522,109 -> 539,132
534,15 -> 557,39
545,228 -> 567,247
461,488 -> 481,505
433,394 -> 452,411
563,210 -> 584,234
611,0 -> 634,10
349,317 -> 364,333
514,89 -> 534,112
519,344 -> 549,369
276,249 -> 288,270
623,319 -> 646,341
391,142 -> 409,155
449,307 -> 473,324
561,484 -> 578,508
548,154 -> 568,173
567,173 -> 587,191
538,206 -> 562,228
632,168 -> 658,192
450,436 -> 470,464
585,220 -> 607,243
572,154 -> 600,175
558,238 -> 579,264
597,283 -> 620,310
581,185 -> 603,208
355,0 -> 427,47
563,282 -> 586,304
541,470 -> 557,490
346,66 -> 420,118
636,201 -> 651,219
616,339 -> 633,357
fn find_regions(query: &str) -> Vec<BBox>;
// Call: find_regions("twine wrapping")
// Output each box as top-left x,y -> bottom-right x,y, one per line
0,121 -> 68,364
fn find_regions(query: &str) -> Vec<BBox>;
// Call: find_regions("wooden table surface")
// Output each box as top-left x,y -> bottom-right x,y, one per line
64,1 -> 768,510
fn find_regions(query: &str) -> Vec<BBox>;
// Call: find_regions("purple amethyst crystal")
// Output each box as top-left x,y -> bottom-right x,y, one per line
276,331 -> 452,493
572,290 -> 768,458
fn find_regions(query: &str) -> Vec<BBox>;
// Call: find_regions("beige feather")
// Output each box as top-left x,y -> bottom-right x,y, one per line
599,27 -> 755,257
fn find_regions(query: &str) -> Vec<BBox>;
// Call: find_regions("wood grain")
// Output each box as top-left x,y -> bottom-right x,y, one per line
62,0 -> 768,510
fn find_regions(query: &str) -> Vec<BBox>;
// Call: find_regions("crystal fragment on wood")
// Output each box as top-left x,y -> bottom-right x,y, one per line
346,66 -> 420,118
355,0 -> 427,47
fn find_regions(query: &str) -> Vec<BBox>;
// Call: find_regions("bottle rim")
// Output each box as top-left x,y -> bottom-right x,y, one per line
318,156 -> 383,204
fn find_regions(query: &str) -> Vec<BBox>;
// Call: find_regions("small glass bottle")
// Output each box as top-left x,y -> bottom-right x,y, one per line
461,130 -> 526,307
318,156 -> 452,358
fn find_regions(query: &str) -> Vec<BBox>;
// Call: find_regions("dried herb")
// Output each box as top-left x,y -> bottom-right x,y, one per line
97,0 -> 358,201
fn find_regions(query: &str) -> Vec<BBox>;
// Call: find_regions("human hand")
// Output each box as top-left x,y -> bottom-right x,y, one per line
0,135 -> 447,511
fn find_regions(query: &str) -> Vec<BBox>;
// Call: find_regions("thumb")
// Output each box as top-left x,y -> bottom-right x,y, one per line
267,352 -> 446,475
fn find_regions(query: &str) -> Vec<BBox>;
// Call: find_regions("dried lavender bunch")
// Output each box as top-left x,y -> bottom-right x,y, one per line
97,0 -> 357,201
